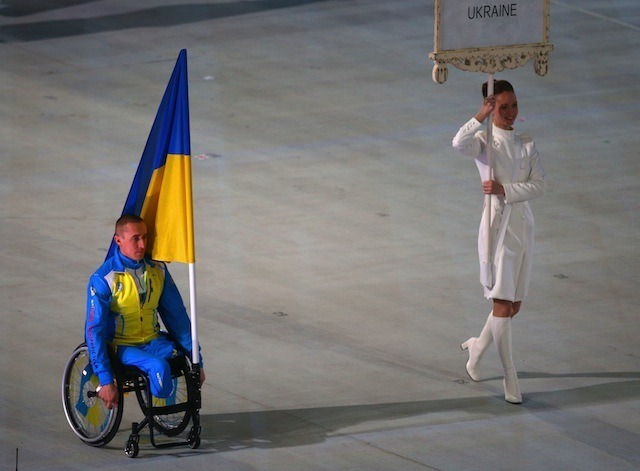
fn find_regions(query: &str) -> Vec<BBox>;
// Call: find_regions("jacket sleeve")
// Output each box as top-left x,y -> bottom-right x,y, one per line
157,266 -> 202,364
452,118 -> 485,159
503,139 -> 546,204
85,274 -> 115,386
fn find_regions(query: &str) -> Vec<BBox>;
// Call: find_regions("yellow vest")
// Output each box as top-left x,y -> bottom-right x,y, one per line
106,262 -> 165,346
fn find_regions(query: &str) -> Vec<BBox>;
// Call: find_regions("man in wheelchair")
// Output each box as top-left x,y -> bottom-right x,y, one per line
85,214 -> 205,410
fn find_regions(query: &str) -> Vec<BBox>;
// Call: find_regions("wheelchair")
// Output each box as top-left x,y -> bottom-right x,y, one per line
62,342 -> 202,458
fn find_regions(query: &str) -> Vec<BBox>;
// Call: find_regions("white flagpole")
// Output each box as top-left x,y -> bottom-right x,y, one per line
483,74 -> 495,288
188,262 -> 199,365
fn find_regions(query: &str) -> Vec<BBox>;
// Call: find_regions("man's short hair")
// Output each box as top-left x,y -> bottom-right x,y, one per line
115,214 -> 145,235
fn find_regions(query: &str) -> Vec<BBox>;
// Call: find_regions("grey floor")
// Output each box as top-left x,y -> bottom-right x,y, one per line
1,1 -> 639,470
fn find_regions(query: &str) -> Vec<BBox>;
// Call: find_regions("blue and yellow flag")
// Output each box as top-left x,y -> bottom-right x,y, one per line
107,49 -> 195,263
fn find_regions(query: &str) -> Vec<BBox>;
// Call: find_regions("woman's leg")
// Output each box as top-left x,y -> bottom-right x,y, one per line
461,311 -> 494,381
492,298 -> 520,318
490,298 -> 522,403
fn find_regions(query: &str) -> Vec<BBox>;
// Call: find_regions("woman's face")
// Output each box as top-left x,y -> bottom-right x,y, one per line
493,91 -> 518,130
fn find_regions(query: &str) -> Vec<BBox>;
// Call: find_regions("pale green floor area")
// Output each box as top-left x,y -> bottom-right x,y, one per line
1,1 -> 639,470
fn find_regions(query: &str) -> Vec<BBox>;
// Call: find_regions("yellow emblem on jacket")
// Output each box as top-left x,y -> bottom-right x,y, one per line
107,262 -> 165,346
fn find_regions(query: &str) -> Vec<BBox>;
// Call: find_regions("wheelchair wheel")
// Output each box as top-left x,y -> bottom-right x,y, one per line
137,369 -> 192,436
62,344 -> 123,446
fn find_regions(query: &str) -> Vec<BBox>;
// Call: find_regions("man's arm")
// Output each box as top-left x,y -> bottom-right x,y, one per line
157,267 -> 194,355
157,266 -> 205,386
85,274 -> 118,407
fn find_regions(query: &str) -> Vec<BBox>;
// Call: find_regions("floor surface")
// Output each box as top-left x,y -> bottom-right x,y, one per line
1,1 -> 639,470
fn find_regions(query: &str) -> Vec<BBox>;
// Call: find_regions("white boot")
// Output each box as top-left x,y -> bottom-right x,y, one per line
490,316 -> 522,404
461,311 -> 493,381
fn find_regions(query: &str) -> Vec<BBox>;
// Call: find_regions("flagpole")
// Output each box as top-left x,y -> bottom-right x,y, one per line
188,262 -> 200,365
483,73 -> 494,288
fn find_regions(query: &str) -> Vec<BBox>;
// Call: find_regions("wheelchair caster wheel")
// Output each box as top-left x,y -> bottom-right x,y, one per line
125,439 -> 139,458
188,432 -> 201,449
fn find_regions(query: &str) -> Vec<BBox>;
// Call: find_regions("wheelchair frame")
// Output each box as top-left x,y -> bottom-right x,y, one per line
62,342 -> 201,458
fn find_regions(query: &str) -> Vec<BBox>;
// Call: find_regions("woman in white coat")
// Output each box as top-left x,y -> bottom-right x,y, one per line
452,80 -> 545,404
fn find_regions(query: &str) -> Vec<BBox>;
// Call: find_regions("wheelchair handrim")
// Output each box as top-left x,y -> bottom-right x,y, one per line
61,346 -> 122,445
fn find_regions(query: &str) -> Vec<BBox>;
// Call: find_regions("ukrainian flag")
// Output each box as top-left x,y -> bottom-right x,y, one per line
107,49 -> 195,263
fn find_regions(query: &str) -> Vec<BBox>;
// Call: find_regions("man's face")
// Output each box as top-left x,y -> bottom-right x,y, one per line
114,222 -> 147,261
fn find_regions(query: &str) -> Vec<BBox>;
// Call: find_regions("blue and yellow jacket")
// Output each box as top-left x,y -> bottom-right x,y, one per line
85,249 -> 194,386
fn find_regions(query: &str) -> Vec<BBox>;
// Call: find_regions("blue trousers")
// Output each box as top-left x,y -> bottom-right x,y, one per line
116,336 -> 178,398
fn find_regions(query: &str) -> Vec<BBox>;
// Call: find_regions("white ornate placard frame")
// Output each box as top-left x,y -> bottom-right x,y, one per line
429,0 -> 553,83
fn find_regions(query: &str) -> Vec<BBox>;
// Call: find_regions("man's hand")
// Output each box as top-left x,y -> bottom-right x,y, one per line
200,369 -> 206,387
97,383 -> 119,410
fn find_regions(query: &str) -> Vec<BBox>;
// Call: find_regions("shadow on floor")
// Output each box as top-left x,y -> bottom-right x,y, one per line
95,375 -> 640,464
195,372 -> 640,452
0,0 -> 100,17
0,0 -> 331,42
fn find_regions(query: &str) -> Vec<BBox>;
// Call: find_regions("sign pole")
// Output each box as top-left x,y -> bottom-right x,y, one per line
483,74 -> 494,286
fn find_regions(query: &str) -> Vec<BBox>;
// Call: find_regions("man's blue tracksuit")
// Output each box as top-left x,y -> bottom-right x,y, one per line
85,248 -> 197,398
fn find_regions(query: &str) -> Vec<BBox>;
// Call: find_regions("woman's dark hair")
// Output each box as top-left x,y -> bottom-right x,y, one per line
482,79 -> 514,98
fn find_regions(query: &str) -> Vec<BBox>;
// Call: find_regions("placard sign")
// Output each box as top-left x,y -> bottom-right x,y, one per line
430,0 -> 553,83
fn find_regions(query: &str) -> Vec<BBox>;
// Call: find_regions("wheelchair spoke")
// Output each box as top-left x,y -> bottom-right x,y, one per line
62,344 -> 122,446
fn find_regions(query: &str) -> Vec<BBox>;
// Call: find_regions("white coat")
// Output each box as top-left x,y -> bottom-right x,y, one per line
452,118 -> 546,301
